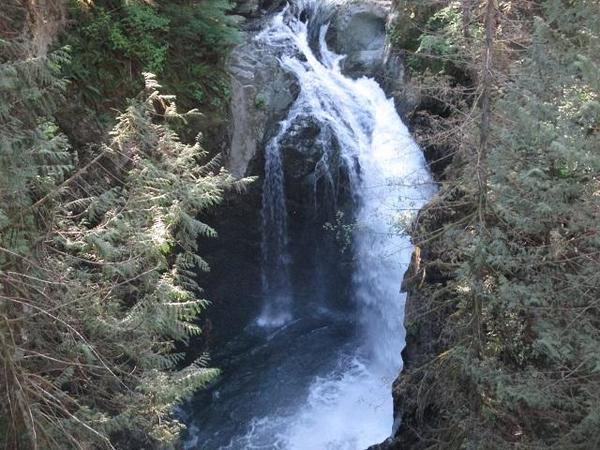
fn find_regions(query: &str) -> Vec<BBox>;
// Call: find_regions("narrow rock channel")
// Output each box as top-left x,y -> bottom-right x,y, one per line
182,1 -> 435,448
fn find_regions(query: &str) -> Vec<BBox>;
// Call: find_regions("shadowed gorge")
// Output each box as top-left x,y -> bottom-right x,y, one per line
181,1 -> 434,448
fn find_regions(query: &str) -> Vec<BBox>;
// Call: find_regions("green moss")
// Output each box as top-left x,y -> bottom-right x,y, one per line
254,94 -> 267,110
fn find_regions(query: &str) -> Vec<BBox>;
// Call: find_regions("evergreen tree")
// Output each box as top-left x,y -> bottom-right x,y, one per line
390,1 -> 600,448
1,0 -> 249,447
1,40 -> 249,448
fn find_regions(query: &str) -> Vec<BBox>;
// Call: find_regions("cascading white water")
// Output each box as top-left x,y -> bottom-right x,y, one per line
257,1 -> 338,329
227,1 -> 436,448
259,124 -> 294,327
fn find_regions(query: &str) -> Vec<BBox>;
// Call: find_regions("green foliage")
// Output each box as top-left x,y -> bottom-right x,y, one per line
414,7 -> 461,62
407,3 -> 479,75
255,93 -> 268,110
0,39 -> 73,259
36,74 -> 248,446
61,0 -> 239,121
389,1 -> 479,75
396,1 -> 600,448
323,211 -> 354,253
64,1 -> 165,111
160,0 -> 239,110
388,1 -> 441,52
0,46 -> 250,447
1,0 -> 247,447
109,3 -> 170,73
74,2 -> 169,74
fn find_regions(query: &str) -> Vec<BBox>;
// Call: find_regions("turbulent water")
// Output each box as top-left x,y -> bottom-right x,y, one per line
183,1 -> 435,448
259,120 -> 294,327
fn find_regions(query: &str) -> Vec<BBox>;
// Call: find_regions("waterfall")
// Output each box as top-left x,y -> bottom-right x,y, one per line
185,1 -> 435,448
259,124 -> 294,327
257,1 -> 434,443
257,2 -> 338,328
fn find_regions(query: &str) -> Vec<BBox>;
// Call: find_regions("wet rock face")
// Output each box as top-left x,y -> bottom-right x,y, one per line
227,24 -> 299,178
278,116 -> 348,222
279,116 -> 323,181
328,1 -> 390,79
227,0 -> 397,179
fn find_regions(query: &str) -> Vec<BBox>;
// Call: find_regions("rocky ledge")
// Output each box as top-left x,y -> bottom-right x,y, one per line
226,0 -> 399,180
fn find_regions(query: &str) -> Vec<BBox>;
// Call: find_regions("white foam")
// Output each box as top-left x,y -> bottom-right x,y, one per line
216,0 -> 435,447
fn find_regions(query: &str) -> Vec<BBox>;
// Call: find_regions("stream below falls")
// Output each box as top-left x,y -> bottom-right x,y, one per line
183,1 -> 435,448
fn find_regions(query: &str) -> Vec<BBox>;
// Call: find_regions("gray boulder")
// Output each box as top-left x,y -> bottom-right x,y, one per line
328,1 -> 391,79
227,26 -> 298,178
